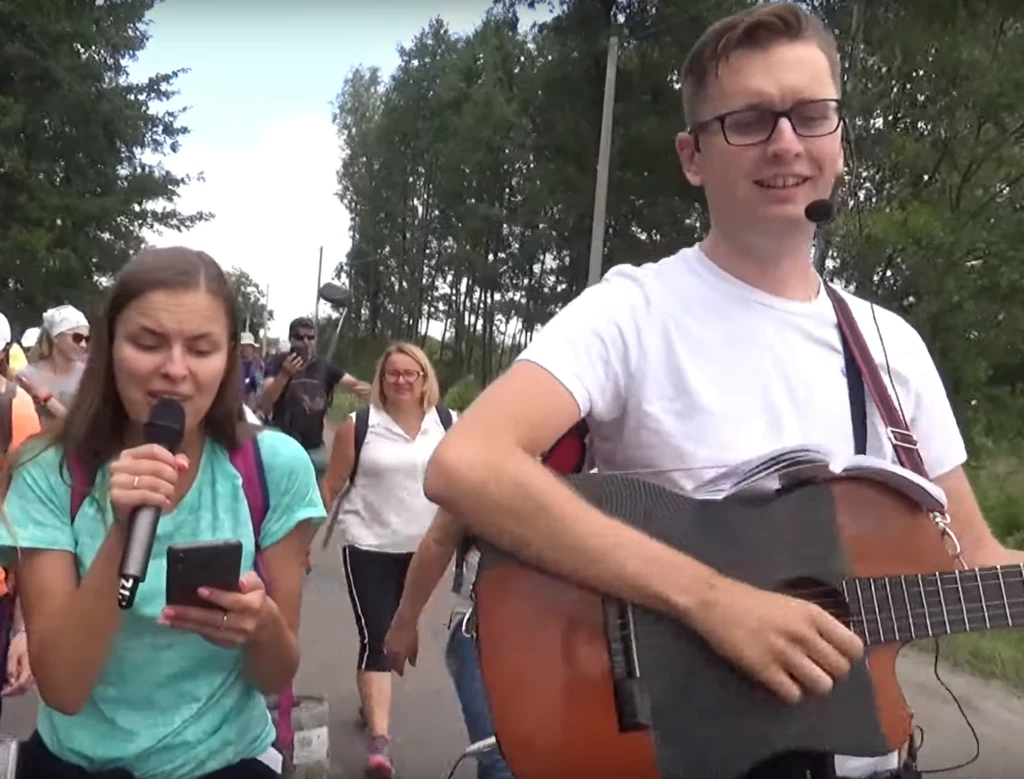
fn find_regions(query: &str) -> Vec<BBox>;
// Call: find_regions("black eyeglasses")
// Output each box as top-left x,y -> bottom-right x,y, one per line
291,333 -> 315,342
70,333 -> 90,346
691,98 -> 843,147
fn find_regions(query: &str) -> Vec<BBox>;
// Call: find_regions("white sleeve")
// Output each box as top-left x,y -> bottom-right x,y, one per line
515,266 -> 647,423
904,328 -> 967,479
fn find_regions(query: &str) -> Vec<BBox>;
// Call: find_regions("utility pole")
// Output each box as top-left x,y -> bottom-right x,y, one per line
587,34 -> 619,288
313,245 -> 323,346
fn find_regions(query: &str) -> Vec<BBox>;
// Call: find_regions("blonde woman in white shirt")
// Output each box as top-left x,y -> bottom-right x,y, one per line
320,342 -> 455,778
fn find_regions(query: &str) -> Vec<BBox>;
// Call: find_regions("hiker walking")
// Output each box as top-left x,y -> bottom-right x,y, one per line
320,342 -> 455,779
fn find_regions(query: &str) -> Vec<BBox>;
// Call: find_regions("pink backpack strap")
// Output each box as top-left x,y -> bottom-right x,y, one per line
228,435 -> 296,760
67,454 -> 96,521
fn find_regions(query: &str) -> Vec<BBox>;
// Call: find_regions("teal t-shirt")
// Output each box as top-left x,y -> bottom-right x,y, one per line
0,429 -> 326,779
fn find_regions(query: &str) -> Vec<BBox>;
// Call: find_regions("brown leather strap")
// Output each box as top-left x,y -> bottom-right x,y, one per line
825,285 -> 928,478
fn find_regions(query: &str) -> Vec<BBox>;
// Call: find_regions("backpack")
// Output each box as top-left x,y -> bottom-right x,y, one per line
451,419 -> 590,594
0,382 -> 21,688
276,362 -> 331,451
66,436 -> 298,764
0,382 -> 16,463
348,404 -> 454,487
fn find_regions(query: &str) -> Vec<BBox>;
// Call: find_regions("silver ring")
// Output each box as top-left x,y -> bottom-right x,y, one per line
220,611 -> 228,630
133,476 -> 139,488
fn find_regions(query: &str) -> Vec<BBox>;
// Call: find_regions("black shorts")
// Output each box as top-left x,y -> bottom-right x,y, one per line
341,545 -> 414,673
17,731 -> 280,778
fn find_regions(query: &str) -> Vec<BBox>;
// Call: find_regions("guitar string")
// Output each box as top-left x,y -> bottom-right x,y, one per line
609,593 -> 1024,643
768,570 -> 1024,602
773,569 -> 1024,596
611,594 -> 1024,625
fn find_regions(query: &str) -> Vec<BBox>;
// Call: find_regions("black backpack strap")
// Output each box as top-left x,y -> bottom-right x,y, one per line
436,404 -> 453,431
840,327 -> 868,456
0,383 -> 14,457
348,407 -> 371,487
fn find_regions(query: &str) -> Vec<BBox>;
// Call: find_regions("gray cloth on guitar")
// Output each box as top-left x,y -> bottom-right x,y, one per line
478,474 -> 896,779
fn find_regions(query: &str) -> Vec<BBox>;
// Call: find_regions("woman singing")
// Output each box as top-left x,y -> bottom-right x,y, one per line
0,247 -> 325,778
320,342 -> 455,778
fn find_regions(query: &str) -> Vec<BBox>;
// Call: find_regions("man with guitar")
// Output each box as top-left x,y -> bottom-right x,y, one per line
423,4 -> 1024,779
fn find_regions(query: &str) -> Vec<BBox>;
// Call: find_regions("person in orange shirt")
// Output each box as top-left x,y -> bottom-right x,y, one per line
0,312 -> 39,703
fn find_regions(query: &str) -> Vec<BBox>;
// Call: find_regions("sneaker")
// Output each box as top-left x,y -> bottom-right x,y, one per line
366,734 -> 393,778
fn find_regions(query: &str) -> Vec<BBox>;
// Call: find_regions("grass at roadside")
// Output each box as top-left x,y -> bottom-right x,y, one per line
913,633 -> 1024,690
327,393 -> 366,425
920,446 -> 1024,690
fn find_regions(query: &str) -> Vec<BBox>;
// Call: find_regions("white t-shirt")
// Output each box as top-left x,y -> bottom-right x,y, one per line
17,361 -> 83,418
517,245 -> 967,778
338,405 -> 456,553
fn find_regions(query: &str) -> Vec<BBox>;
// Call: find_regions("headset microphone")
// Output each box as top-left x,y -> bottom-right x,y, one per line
804,199 -> 835,225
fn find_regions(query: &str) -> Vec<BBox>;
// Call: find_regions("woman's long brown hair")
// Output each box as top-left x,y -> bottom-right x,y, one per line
49,247 -> 251,477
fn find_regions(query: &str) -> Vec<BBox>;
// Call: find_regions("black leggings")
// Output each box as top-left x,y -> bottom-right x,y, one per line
17,731 -> 279,778
342,545 -> 413,673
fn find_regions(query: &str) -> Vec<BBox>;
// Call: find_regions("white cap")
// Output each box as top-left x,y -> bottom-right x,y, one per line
20,326 -> 40,349
239,331 -> 256,346
0,313 -> 9,351
42,304 -> 89,337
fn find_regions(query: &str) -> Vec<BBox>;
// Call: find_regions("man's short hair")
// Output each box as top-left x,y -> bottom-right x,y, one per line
680,2 -> 842,127
288,317 -> 314,338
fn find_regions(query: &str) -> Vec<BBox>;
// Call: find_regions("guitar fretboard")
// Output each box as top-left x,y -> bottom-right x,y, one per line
841,564 -> 1024,645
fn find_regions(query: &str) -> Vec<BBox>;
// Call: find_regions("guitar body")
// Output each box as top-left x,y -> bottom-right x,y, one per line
474,474 -> 958,779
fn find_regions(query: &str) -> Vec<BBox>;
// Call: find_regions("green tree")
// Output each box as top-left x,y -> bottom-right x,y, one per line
334,0 -> 1024,453
225,267 -> 272,341
817,0 -> 1024,449
0,0 -> 210,331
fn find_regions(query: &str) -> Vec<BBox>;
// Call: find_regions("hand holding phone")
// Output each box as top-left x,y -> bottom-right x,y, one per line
166,540 -> 242,609
160,542 -> 268,650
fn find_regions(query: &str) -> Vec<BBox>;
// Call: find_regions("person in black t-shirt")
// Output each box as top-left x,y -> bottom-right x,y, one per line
261,317 -> 370,477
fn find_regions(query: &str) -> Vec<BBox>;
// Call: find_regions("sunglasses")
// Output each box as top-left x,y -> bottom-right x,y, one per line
70,333 -> 90,346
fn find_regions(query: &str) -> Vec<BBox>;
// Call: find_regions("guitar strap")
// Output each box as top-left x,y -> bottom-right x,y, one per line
826,285 -> 924,779
826,286 -> 927,478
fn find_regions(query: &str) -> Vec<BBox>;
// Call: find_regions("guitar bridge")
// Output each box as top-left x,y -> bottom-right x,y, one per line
603,598 -> 653,732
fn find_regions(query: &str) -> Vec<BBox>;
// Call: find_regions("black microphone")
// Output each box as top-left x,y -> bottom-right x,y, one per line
804,198 -> 835,225
118,397 -> 186,609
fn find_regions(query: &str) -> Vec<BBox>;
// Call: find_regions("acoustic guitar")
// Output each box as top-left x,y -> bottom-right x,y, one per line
473,473 -> 1016,779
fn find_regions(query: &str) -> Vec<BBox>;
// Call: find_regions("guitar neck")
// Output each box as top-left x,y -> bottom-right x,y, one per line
841,564 -> 1024,645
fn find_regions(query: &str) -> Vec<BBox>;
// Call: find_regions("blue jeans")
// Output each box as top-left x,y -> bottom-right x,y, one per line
444,617 -> 515,779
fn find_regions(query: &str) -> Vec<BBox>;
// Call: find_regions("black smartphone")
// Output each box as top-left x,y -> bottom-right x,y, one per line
166,539 -> 242,609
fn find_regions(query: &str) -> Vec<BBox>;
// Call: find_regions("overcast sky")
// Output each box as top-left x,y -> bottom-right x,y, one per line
132,0 -> 547,339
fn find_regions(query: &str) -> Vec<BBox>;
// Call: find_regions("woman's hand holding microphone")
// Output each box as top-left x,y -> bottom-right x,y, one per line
108,444 -> 272,650
108,444 -> 186,522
